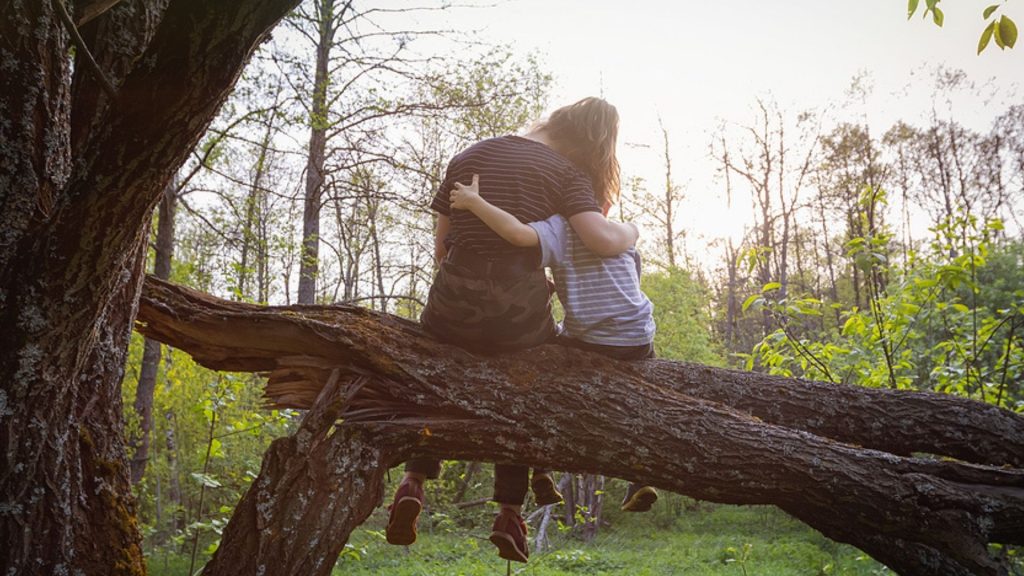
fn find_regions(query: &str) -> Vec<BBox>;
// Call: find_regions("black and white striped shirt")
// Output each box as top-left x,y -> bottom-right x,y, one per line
431,136 -> 601,259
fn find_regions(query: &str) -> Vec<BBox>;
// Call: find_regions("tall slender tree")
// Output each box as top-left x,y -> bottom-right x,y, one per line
130,179 -> 178,484
297,0 -> 346,304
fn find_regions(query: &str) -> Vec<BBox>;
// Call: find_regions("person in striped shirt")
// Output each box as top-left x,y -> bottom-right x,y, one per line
449,173 -> 660,513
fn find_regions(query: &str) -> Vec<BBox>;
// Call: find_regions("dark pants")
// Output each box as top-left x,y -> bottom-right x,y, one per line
402,461 -> 532,505
407,254 -> 555,505
556,336 -> 655,361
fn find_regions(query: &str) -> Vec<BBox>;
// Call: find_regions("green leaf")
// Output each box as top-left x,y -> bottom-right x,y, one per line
842,316 -> 860,336
742,294 -> 762,313
932,6 -> 944,26
761,282 -> 782,293
925,0 -> 937,10
908,0 -> 920,18
983,4 -> 999,19
979,22 -> 996,54
952,303 -> 970,313
994,16 -> 1006,47
898,302 -> 921,315
210,438 -> 224,459
1000,16 -> 1018,48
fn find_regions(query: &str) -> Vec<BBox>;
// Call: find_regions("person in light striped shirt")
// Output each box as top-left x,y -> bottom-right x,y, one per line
450,173 -> 659,513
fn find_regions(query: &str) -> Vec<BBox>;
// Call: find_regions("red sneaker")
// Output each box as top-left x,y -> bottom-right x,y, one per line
489,508 -> 529,563
385,479 -> 423,545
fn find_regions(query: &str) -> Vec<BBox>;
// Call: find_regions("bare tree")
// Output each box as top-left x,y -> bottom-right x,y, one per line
296,0 -> 347,304
712,99 -> 821,337
635,118 -> 689,270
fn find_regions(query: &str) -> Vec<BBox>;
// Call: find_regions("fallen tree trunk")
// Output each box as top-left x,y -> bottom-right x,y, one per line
136,276 -> 1024,576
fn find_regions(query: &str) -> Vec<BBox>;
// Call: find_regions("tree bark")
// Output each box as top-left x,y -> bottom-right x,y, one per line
137,276 -> 1024,576
0,1 -> 299,573
576,474 -> 605,542
297,0 -> 338,305
561,472 -> 577,528
131,180 -> 177,484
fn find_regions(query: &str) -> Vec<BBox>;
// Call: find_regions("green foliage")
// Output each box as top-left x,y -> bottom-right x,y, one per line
907,0 -> 944,26
908,0 -> 1018,53
745,203 -> 1023,410
122,335 -> 296,562
996,14 -> 1019,48
642,267 -> 724,365
426,48 -> 553,143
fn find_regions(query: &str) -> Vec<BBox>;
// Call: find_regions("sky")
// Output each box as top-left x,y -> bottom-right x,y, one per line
395,0 -> 1023,267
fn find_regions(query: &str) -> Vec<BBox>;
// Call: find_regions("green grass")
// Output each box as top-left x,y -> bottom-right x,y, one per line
329,500 -> 891,576
144,497 -> 1024,575
145,502 -> 892,575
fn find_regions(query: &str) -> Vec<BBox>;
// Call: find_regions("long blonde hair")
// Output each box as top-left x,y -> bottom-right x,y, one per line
538,97 -> 621,213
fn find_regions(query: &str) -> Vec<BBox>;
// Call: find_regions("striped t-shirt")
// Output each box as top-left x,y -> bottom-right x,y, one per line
431,136 -> 601,258
528,215 -> 656,346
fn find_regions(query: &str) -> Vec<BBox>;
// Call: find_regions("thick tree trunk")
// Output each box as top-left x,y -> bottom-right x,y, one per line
137,277 -> 1024,576
0,2 -> 299,573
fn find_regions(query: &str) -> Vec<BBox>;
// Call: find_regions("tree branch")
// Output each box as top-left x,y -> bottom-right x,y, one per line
52,0 -> 117,97
137,276 -> 1024,576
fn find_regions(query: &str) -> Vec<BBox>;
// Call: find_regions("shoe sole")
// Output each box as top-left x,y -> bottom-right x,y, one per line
489,531 -> 529,563
385,497 -> 421,545
621,488 -> 658,512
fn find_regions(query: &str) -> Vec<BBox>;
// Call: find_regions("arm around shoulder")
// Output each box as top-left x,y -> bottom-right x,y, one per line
568,211 -> 638,257
449,175 -> 538,247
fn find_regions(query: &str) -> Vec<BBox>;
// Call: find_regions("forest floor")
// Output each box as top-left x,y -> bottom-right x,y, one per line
147,499 -> 904,575
328,502 -> 891,576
